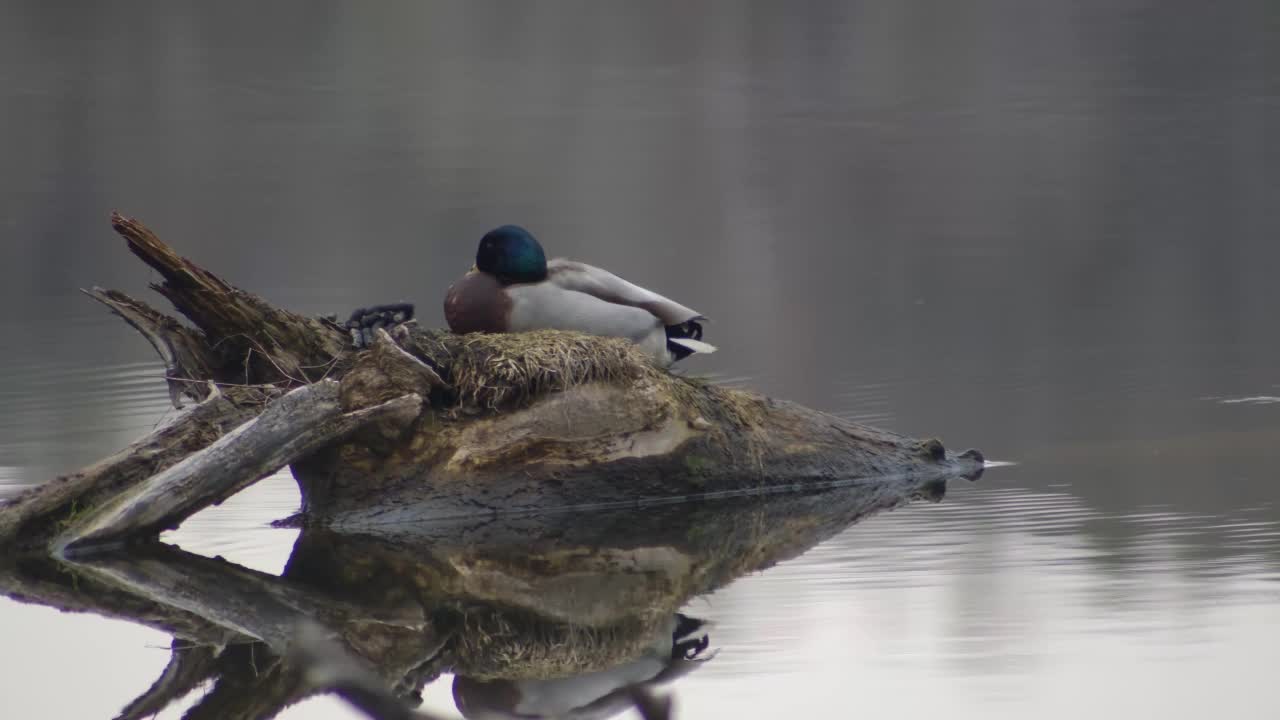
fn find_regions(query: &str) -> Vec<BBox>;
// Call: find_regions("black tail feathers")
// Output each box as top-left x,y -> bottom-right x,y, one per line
665,319 -> 706,361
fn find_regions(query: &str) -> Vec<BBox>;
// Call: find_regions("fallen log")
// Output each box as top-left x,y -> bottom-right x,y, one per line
305,330 -> 980,526
0,212 -> 983,550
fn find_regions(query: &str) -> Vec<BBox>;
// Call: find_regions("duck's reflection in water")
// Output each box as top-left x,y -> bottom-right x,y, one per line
453,614 -> 711,720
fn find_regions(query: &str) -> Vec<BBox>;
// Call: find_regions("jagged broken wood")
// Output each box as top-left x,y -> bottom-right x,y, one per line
0,212 -> 983,552
83,287 -> 224,407
106,212 -> 352,387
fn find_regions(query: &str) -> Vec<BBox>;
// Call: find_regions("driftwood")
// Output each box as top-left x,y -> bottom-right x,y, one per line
0,212 -> 982,551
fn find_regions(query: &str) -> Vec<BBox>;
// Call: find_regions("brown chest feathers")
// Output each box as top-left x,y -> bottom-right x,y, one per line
443,270 -> 512,334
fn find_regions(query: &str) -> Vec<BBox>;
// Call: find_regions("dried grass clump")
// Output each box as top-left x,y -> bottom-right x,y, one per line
406,329 -> 666,410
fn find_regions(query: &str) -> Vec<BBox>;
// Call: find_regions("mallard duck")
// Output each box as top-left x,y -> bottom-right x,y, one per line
443,225 -> 716,365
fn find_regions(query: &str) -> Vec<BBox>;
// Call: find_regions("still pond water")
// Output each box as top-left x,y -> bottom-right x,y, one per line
2,2 -> 1279,718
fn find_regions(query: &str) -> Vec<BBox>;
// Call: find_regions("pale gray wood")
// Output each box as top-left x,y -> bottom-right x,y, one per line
57,383 -> 421,551
0,385 -> 262,549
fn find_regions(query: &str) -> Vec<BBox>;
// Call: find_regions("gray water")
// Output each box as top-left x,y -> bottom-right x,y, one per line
2,1 -> 1279,718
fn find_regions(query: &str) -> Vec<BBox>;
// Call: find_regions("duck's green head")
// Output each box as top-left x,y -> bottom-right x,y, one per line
476,225 -> 548,284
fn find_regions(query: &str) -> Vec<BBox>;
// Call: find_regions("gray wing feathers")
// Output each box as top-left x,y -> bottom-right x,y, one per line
546,259 -> 706,326
505,282 -> 665,345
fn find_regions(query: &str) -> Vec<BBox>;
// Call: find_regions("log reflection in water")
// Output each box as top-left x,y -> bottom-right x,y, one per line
0,470 -> 957,719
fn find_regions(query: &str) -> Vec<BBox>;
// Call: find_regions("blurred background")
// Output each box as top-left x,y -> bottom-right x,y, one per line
1,1 -> 1278,718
